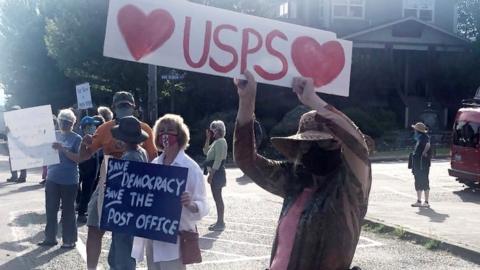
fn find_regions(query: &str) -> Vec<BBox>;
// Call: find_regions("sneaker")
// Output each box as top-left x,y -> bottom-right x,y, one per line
39,180 -> 46,185
37,240 -> 58,247
411,201 -> 422,207
60,242 -> 76,249
6,177 -> 17,183
15,177 -> 26,183
208,223 -> 225,231
422,202 -> 430,208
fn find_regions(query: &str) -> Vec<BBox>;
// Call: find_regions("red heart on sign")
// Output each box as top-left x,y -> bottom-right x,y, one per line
117,5 -> 175,61
291,37 -> 345,87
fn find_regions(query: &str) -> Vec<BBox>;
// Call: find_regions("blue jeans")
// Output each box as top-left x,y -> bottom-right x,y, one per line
108,232 -> 136,270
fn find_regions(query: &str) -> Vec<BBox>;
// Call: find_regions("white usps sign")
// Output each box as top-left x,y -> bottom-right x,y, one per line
4,105 -> 59,171
76,83 -> 93,109
104,0 -> 352,96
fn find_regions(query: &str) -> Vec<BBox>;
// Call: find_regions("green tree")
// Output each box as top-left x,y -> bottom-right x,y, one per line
457,0 -> 480,40
42,0 -> 147,107
0,0 -> 73,109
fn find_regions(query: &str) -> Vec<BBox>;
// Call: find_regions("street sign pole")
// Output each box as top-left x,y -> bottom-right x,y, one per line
147,64 -> 158,124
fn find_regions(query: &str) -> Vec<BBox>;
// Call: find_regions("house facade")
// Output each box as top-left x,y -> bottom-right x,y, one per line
277,0 -> 470,130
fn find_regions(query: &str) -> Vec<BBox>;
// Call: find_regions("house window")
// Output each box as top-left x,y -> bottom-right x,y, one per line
332,0 -> 365,19
403,0 -> 435,22
279,2 -> 289,17
279,1 -> 297,18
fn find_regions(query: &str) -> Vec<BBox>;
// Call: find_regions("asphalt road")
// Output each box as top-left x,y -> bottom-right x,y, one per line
0,157 -> 479,269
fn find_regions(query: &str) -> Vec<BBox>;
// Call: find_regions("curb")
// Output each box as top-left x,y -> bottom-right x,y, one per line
363,217 -> 480,265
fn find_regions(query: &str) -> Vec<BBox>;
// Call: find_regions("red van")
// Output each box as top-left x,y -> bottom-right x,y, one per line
449,97 -> 480,188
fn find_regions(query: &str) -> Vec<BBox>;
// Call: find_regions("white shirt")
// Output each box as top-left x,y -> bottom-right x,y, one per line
131,150 -> 209,262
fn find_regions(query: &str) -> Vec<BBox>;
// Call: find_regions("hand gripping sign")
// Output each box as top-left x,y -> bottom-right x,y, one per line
104,0 -> 352,96
100,158 -> 188,243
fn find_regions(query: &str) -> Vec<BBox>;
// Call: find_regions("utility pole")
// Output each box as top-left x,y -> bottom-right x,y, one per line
147,64 -> 158,124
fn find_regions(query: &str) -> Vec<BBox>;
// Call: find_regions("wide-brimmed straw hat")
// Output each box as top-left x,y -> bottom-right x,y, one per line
411,122 -> 428,134
271,110 -> 336,160
111,116 -> 149,144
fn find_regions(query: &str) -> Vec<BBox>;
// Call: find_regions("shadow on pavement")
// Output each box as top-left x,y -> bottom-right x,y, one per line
9,212 -> 45,227
416,207 -> 450,223
452,188 -> 480,205
0,245 -> 69,270
0,184 -> 44,198
235,175 -> 253,186
0,231 -> 43,253
199,231 -> 223,250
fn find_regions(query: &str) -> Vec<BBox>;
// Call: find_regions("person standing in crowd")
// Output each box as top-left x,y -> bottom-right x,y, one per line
5,105 -> 27,183
78,91 -> 157,270
109,116 -> 149,270
410,122 -> 432,208
38,109 -> 82,249
234,71 -> 370,270
98,106 -> 114,122
76,116 -> 102,224
203,120 -> 228,231
40,115 -> 60,186
132,114 -> 208,270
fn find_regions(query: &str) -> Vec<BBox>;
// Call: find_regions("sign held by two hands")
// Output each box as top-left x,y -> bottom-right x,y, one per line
104,0 -> 352,96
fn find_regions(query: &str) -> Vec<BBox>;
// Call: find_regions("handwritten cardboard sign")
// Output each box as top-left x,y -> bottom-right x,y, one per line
100,158 -> 188,243
104,0 -> 352,96
4,105 -> 59,171
76,83 -> 93,110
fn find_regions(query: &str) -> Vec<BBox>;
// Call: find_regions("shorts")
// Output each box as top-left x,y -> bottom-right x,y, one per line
414,169 -> 430,191
86,188 -> 100,227
211,168 -> 226,189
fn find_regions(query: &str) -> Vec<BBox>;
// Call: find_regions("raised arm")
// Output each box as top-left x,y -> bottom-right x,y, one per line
234,71 -> 288,197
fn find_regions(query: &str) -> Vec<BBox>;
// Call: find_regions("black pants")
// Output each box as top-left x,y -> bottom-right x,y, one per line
78,170 -> 97,216
44,181 -> 78,244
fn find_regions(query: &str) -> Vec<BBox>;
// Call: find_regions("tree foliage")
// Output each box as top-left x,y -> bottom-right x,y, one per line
457,0 -> 480,40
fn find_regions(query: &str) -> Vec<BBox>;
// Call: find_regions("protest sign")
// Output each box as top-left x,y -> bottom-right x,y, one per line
104,0 -> 352,96
76,83 -> 93,109
4,105 -> 59,171
100,158 -> 188,243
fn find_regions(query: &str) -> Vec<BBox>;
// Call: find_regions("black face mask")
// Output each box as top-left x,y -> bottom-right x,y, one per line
300,143 -> 342,176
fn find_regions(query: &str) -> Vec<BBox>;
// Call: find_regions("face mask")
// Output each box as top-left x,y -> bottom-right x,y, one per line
115,107 -> 134,119
160,133 -> 178,148
59,120 -> 72,131
414,131 -> 421,141
84,125 -> 96,135
299,144 -> 341,176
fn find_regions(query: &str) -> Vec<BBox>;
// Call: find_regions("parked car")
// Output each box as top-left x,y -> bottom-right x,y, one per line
449,91 -> 480,188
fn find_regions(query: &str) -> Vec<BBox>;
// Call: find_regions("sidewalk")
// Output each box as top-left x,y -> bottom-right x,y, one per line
367,161 -> 480,264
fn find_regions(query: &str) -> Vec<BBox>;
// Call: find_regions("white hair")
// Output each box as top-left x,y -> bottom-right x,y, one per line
57,108 -> 76,123
97,106 -> 113,121
210,120 -> 226,137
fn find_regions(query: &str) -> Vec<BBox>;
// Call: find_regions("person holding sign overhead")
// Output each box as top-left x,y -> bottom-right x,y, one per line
78,91 -> 157,270
234,71 -> 370,270
131,114 -> 209,270
38,109 -> 82,249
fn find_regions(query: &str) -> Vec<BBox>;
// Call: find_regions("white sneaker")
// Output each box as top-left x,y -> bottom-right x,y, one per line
422,202 -> 430,208
411,201 -> 422,207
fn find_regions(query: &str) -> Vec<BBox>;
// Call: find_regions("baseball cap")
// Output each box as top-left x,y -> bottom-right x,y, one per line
112,91 -> 135,107
80,116 -> 101,127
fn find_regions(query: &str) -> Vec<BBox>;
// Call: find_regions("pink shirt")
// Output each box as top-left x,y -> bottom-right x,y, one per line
270,188 -> 316,270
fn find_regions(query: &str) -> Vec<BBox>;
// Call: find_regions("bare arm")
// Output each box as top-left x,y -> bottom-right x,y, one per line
52,142 -> 82,164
